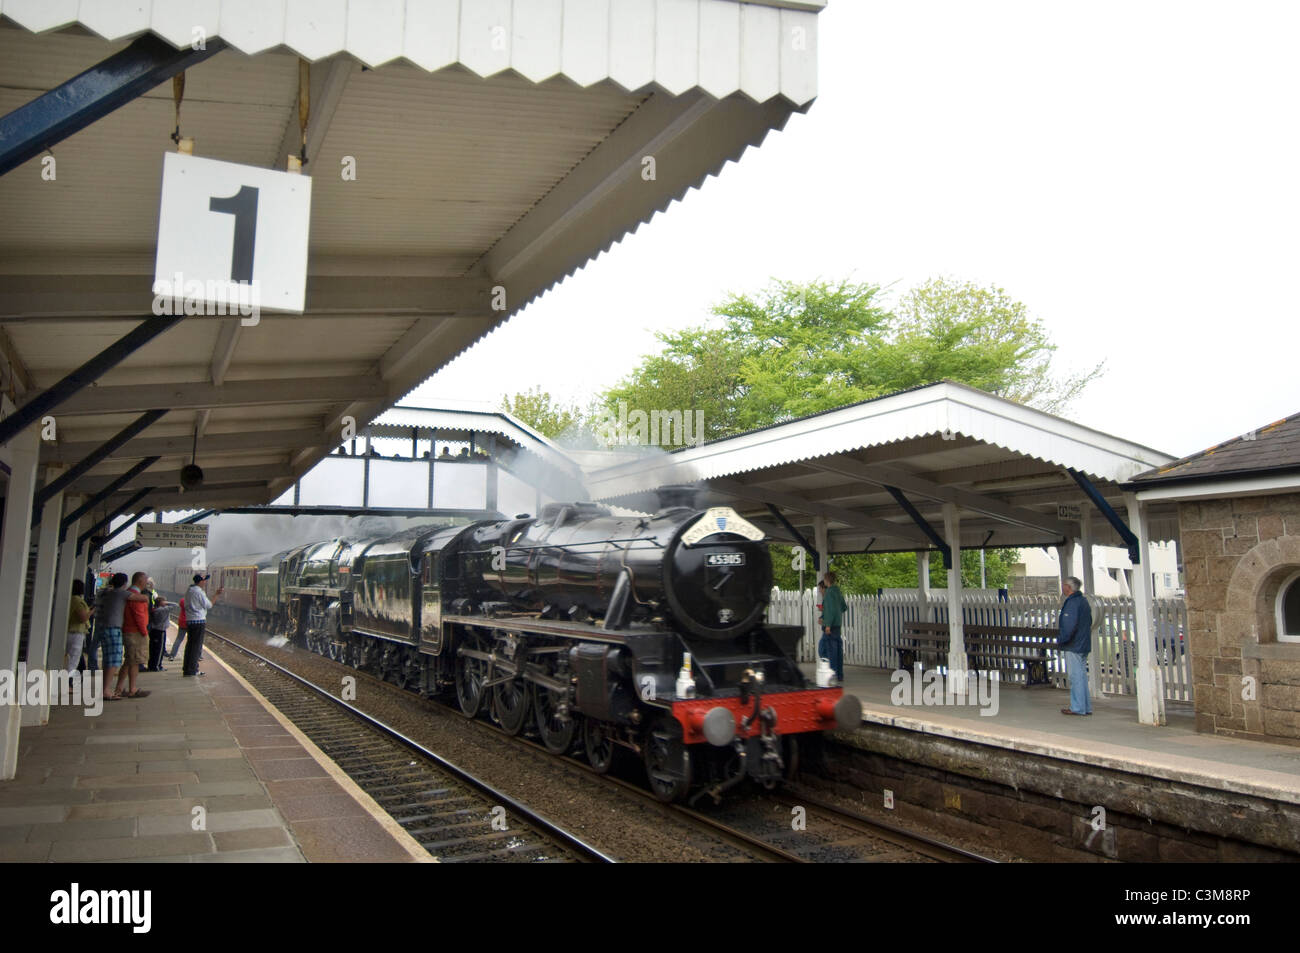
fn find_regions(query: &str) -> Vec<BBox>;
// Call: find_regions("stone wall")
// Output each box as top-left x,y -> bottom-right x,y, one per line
820,727 -> 1300,861
1179,491 -> 1300,742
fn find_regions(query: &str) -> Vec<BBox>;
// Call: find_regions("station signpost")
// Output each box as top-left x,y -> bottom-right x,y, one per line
135,522 -> 209,548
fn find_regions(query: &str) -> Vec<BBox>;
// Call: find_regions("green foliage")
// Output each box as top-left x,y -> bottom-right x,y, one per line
500,387 -> 584,440
770,545 -> 1019,595
600,326 -> 747,444
714,279 -> 893,427
875,278 -> 1105,414
598,276 -> 1103,433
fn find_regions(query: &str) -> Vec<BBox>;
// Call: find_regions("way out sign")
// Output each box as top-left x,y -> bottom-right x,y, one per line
154,152 -> 311,314
136,523 -> 209,548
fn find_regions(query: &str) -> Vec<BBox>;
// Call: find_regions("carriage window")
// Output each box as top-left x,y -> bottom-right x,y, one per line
1278,571 -> 1300,644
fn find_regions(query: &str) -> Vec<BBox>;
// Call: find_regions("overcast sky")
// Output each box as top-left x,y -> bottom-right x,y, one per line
407,0 -> 1299,460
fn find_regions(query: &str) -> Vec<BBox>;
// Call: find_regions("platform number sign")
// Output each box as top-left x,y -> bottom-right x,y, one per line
154,153 -> 311,314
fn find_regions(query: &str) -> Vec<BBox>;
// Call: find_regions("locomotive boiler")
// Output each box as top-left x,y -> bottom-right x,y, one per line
211,493 -> 862,803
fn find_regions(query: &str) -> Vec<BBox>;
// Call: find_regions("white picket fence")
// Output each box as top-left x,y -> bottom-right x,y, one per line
768,589 -> 1190,701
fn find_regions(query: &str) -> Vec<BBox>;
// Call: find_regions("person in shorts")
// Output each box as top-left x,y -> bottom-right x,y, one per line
96,573 -> 145,700
111,572 -> 153,699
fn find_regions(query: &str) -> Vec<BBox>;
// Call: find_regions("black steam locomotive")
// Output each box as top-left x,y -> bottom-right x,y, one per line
207,494 -> 861,802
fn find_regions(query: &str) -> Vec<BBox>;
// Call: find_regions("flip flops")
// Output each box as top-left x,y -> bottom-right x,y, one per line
124,690 -> 151,699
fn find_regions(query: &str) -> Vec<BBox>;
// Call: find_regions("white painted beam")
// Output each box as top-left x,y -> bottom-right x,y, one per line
808,458 -> 1076,538
55,376 -> 385,416
73,463 -> 294,494
43,428 -> 323,464
0,276 -> 497,321
709,477 -> 930,544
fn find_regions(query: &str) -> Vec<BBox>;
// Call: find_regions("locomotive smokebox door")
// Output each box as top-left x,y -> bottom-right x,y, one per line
665,507 -> 771,639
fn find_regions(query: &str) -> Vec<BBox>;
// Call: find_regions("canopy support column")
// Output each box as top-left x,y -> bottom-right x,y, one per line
813,516 -> 829,581
943,503 -> 966,693
1125,492 -> 1165,725
1080,514 -> 1104,700
917,550 -> 932,622
0,423 -> 40,778
23,484 -> 65,725
48,503 -> 82,674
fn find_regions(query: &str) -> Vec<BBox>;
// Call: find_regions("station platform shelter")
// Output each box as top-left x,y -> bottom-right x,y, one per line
0,0 -> 826,783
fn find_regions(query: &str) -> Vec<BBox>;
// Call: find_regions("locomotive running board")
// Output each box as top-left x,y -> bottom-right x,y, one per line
443,613 -> 647,645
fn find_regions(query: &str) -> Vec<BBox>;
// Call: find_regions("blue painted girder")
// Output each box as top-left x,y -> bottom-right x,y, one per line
0,33 -> 224,177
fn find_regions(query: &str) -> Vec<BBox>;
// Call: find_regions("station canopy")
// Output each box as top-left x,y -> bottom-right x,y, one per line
0,0 -> 823,518
583,381 -> 1180,554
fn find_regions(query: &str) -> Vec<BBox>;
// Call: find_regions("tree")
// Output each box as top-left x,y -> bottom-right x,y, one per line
500,387 -> 584,440
715,278 -> 893,428
598,275 -> 1100,591
600,326 -> 748,444
873,278 -> 1104,414
600,276 -> 1102,430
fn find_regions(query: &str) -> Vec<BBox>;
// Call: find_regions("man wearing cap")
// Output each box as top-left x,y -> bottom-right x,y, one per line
182,574 -> 222,677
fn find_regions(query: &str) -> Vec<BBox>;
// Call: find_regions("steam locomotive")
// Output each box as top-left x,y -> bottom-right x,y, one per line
193,494 -> 861,803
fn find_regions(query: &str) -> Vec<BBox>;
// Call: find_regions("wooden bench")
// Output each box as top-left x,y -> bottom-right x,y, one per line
898,621 -> 1059,688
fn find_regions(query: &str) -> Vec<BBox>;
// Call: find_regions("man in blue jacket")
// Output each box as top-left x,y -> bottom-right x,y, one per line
1058,576 -> 1093,716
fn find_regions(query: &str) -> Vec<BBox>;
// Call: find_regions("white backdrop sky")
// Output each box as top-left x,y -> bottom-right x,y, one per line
408,0 -> 1299,460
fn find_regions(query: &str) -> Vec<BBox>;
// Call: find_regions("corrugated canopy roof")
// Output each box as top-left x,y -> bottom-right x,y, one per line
582,381 -> 1180,552
0,0 -> 819,529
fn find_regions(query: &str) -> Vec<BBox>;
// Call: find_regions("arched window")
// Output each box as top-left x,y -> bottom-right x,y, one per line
1276,570 -> 1300,644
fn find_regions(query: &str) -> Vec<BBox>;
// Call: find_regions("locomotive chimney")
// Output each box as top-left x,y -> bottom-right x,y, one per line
655,485 -> 699,511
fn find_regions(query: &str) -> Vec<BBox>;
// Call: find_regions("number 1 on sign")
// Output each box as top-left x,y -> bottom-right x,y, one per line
209,185 -> 259,282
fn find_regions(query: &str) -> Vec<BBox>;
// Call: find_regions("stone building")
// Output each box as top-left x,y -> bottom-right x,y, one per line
1127,414 -> 1300,743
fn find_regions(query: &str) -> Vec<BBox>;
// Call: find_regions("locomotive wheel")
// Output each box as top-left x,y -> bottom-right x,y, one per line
583,719 -> 617,774
493,678 -> 530,736
644,716 -> 691,803
455,633 -> 487,718
534,685 -> 576,754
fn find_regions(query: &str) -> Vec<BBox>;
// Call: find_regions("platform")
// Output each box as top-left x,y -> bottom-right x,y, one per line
810,664 -> 1300,860
0,643 -> 429,863
821,665 -> 1300,802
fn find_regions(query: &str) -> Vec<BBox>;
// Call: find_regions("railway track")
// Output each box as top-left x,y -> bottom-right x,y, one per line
208,621 -> 995,864
205,630 -> 614,864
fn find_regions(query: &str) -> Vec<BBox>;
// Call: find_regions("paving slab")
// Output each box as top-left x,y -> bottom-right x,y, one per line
0,636 -> 431,863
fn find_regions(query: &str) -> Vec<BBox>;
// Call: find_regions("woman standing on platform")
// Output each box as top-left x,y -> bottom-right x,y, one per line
65,579 -> 92,672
